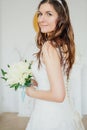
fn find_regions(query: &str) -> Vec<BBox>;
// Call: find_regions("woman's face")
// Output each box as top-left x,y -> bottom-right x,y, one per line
37,3 -> 58,34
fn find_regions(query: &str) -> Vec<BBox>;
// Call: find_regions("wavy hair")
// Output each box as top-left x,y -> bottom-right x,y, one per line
35,0 -> 75,79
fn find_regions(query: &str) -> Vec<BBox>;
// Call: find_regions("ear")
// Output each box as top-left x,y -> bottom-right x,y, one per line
33,12 -> 39,32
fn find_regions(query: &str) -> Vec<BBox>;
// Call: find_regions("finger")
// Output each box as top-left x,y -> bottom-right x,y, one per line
31,79 -> 38,86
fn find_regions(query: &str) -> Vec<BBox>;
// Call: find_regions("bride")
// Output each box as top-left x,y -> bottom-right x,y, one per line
25,0 -> 85,129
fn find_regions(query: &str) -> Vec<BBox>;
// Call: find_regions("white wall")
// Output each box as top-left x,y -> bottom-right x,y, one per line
0,0 -> 38,112
0,0 -> 87,115
67,0 -> 87,115
67,0 -> 87,63
69,0 -> 87,115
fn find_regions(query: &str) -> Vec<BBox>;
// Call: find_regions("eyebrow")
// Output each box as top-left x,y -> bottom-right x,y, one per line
37,10 -> 53,14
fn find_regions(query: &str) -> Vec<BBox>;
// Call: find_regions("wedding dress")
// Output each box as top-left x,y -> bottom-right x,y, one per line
26,57 -> 85,130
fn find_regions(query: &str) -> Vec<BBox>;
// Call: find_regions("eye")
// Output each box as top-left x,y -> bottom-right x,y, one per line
37,12 -> 42,17
47,12 -> 52,16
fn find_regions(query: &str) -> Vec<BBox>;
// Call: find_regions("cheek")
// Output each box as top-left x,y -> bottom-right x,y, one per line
50,19 -> 58,29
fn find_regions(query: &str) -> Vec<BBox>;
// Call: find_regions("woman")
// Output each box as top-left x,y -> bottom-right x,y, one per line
25,0 -> 85,129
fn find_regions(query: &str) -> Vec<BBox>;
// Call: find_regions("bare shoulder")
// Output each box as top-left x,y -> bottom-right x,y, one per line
42,41 -> 60,61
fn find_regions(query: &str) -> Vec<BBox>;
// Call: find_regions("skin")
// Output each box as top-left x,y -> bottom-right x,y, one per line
26,3 -> 65,102
37,3 -> 58,34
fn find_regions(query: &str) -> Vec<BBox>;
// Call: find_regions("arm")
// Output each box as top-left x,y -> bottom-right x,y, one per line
26,41 -> 65,102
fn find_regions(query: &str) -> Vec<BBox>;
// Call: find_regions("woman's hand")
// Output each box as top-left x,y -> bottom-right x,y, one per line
25,86 -> 36,97
31,79 -> 38,87
25,79 -> 38,97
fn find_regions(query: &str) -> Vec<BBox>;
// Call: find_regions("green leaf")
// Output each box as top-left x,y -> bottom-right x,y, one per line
1,77 -> 7,81
24,82 -> 32,87
1,69 -> 7,76
28,75 -> 32,79
25,59 -> 27,62
24,77 -> 31,86
28,61 -> 33,69
10,83 -> 20,91
7,64 -> 10,68
28,63 -> 32,69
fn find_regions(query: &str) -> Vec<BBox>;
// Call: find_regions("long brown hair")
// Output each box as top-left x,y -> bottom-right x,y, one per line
35,0 -> 75,79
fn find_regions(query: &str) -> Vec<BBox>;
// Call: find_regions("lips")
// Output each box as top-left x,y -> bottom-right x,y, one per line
40,24 -> 48,26
40,25 -> 48,29
39,23 -> 48,26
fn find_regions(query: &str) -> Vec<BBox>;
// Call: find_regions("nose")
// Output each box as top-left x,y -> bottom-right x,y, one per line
38,14 -> 46,23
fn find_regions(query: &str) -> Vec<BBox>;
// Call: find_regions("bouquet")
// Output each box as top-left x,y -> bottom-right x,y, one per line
1,60 -> 34,91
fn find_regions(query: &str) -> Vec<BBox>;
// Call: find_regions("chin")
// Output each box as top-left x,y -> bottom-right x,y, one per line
41,29 -> 51,34
41,31 -> 48,33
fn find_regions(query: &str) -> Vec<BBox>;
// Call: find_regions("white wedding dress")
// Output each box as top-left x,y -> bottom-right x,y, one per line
26,58 -> 85,130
